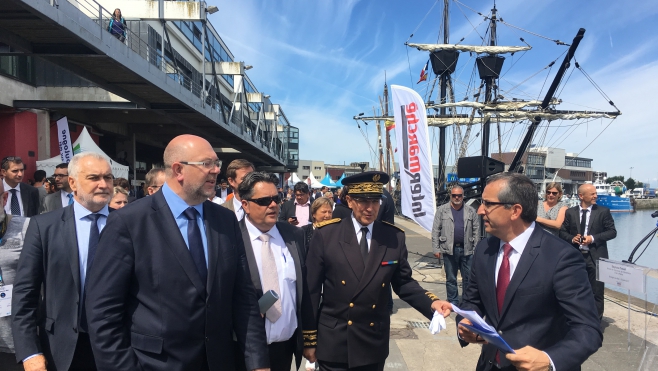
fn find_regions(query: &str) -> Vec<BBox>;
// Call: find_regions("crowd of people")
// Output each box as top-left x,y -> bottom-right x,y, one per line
0,138 -> 614,371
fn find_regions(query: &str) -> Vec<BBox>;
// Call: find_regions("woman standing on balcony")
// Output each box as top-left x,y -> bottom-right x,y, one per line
108,8 -> 126,42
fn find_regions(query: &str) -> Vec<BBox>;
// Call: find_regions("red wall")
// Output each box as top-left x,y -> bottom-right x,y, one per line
0,111 -> 38,182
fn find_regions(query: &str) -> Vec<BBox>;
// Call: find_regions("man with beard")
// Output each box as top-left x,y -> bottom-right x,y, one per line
12,152 -> 114,371
431,185 -> 480,306
85,135 -> 269,371
42,162 -> 74,213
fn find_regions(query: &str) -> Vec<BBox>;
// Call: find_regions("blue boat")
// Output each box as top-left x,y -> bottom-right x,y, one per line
592,176 -> 633,212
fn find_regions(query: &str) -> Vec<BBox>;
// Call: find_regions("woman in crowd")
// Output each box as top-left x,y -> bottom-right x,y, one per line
536,182 -> 568,235
332,186 -> 352,219
302,197 -> 334,253
108,8 -> 127,42
109,186 -> 129,209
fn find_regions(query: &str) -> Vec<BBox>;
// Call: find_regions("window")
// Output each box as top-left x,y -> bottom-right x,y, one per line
527,154 -> 545,166
303,176 -> 308,179
565,158 -> 592,168
303,166 -> 310,170
314,166 -> 322,170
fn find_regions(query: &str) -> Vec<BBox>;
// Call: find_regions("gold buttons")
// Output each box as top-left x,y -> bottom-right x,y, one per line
382,283 -> 385,287
348,320 -> 353,325
349,303 -> 354,308
342,280 -> 346,285
372,305 -> 376,309
370,323 -> 374,327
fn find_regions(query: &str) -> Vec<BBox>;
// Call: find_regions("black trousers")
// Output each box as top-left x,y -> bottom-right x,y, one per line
583,252 -> 605,319
318,361 -> 385,371
69,333 -> 97,371
235,336 -> 296,371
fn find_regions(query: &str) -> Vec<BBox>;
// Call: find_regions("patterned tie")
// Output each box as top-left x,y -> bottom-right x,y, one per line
496,243 -> 513,315
67,193 -> 74,205
9,189 -> 20,216
359,227 -> 369,263
183,207 -> 208,287
260,233 -> 282,322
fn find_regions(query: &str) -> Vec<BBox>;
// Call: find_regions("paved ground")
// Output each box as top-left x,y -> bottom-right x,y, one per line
294,217 -> 658,371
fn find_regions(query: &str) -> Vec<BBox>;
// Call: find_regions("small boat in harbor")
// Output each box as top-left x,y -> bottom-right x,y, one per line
590,172 -> 633,212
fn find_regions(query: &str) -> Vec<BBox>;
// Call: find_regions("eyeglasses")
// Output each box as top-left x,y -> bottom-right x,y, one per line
546,191 -> 559,196
53,174 -> 69,178
247,195 -> 281,206
451,194 -> 463,198
1,156 -> 21,167
179,159 -> 222,170
481,200 -> 515,208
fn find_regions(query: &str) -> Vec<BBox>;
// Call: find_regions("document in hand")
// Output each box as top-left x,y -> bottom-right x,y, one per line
453,305 -> 515,354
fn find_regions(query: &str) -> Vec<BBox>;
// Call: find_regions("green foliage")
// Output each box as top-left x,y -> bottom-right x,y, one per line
625,178 -> 637,190
606,175 -> 625,183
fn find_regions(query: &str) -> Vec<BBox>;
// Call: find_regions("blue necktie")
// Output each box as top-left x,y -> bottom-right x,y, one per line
67,193 -> 74,205
81,213 -> 102,332
183,207 -> 207,287
9,189 -> 20,216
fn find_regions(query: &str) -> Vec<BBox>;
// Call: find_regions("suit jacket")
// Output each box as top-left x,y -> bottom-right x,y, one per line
239,219 -> 314,369
431,202 -> 480,255
42,190 -> 65,213
305,218 -> 435,367
332,203 -> 352,219
12,205 -> 86,370
15,183 -> 41,216
279,200 -> 313,224
222,198 -> 236,212
559,204 -> 617,261
376,189 -> 396,224
84,191 -> 269,371
458,226 -> 602,371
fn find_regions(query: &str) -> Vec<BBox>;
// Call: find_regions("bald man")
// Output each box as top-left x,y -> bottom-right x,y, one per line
559,183 -> 617,320
85,135 -> 270,371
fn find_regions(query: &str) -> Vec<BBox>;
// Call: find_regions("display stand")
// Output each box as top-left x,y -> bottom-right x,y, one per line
597,258 -> 657,358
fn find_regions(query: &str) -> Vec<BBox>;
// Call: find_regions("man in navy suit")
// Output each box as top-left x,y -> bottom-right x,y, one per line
12,152 -> 114,371
457,173 -> 601,371
85,135 -> 269,371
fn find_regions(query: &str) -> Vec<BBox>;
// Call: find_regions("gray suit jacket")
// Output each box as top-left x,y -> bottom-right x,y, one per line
238,219 -> 313,369
432,202 -> 480,255
42,190 -> 66,214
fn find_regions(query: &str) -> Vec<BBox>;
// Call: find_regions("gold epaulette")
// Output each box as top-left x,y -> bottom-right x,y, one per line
303,330 -> 317,347
316,218 -> 341,228
425,291 -> 440,301
382,220 -> 404,233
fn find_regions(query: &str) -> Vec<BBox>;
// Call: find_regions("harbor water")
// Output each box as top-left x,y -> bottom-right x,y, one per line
606,209 -> 658,304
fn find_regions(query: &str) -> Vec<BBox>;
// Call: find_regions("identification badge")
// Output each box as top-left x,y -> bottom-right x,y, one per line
0,285 -> 11,318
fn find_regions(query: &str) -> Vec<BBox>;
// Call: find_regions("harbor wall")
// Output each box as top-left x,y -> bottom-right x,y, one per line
635,199 -> 658,210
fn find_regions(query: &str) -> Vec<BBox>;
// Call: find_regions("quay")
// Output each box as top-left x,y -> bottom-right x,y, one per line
635,199 -> 658,210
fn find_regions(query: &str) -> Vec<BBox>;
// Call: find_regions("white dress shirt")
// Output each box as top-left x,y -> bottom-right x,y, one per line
494,222 -> 535,285
578,205 -> 595,250
351,213 -> 373,251
244,217 -> 297,344
3,179 -> 24,216
59,190 -> 73,208
233,197 -> 244,221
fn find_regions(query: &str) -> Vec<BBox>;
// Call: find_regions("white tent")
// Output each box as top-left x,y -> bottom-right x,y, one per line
36,127 -> 129,179
287,172 -> 301,187
306,171 -> 324,189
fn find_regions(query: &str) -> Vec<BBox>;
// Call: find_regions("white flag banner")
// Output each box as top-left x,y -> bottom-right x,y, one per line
57,117 -> 74,163
391,85 -> 436,232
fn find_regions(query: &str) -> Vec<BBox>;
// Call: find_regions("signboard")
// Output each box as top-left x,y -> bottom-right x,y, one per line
597,258 -> 646,293
447,173 -> 480,183
57,117 -> 74,163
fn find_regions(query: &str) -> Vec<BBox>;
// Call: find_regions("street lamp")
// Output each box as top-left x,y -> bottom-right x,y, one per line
630,167 -> 634,180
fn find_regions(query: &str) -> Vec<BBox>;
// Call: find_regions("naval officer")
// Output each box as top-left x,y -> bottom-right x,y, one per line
303,171 -> 452,371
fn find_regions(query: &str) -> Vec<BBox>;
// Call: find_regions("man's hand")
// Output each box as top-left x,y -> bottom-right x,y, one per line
23,355 -> 47,371
582,235 -> 594,245
506,346 -> 550,371
457,319 -> 487,344
433,252 -> 441,259
571,234 -> 582,244
430,300 -> 452,317
287,217 -> 299,226
303,348 -> 317,363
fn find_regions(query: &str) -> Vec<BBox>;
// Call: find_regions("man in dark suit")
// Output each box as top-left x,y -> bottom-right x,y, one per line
303,171 -> 452,371
85,135 -> 269,371
279,182 -> 313,227
1,157 -> 41,217
12,152 -> 114,371
221,159 -> 255,221
457,173 -> 602,371
237,172 -> 314,371
559,183 -> 617,320
42,163 -> 74,213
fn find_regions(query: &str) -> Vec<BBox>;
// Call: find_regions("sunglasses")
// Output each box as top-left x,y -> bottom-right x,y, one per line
1,156 -> 21,167
546,191 -> 559,196
247,195 -> 281,206
481,200 -> 514,208
451,194 -> 463,198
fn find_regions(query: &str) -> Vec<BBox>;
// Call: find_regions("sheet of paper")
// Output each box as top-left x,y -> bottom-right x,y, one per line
460,323 -> 515,354
452,304 -> 495,333
0,284 -> 12,318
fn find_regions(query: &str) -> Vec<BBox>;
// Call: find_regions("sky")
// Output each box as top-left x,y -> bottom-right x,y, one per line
210,0 -> 658,187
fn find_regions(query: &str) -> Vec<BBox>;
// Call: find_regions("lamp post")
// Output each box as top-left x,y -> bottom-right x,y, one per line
630,166 -> 634,180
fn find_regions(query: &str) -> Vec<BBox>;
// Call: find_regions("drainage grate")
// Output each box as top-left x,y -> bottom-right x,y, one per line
407,321 -> 431,329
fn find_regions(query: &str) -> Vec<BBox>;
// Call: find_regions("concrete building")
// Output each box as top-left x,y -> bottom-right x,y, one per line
0,0 -> 298,183
298,160 -> 325,181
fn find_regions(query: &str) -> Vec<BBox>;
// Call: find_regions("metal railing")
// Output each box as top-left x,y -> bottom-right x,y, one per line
39,0 -> 286,162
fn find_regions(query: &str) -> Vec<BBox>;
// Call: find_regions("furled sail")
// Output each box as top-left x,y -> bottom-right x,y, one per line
407,43 -> 531,54
427,99 -> 560,111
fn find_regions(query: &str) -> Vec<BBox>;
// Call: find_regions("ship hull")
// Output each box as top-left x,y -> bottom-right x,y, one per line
596,194 -> 633,212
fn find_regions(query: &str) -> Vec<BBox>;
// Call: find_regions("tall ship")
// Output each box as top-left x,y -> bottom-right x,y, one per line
590,171 -> 633,212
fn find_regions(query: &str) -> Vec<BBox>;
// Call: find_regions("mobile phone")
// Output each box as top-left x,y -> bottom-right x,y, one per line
258,290 -> 279,314
291,216 -> 297,221
579,236 -> 585,244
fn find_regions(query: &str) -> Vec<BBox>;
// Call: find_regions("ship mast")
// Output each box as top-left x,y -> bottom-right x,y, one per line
437,0 -> 450,192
